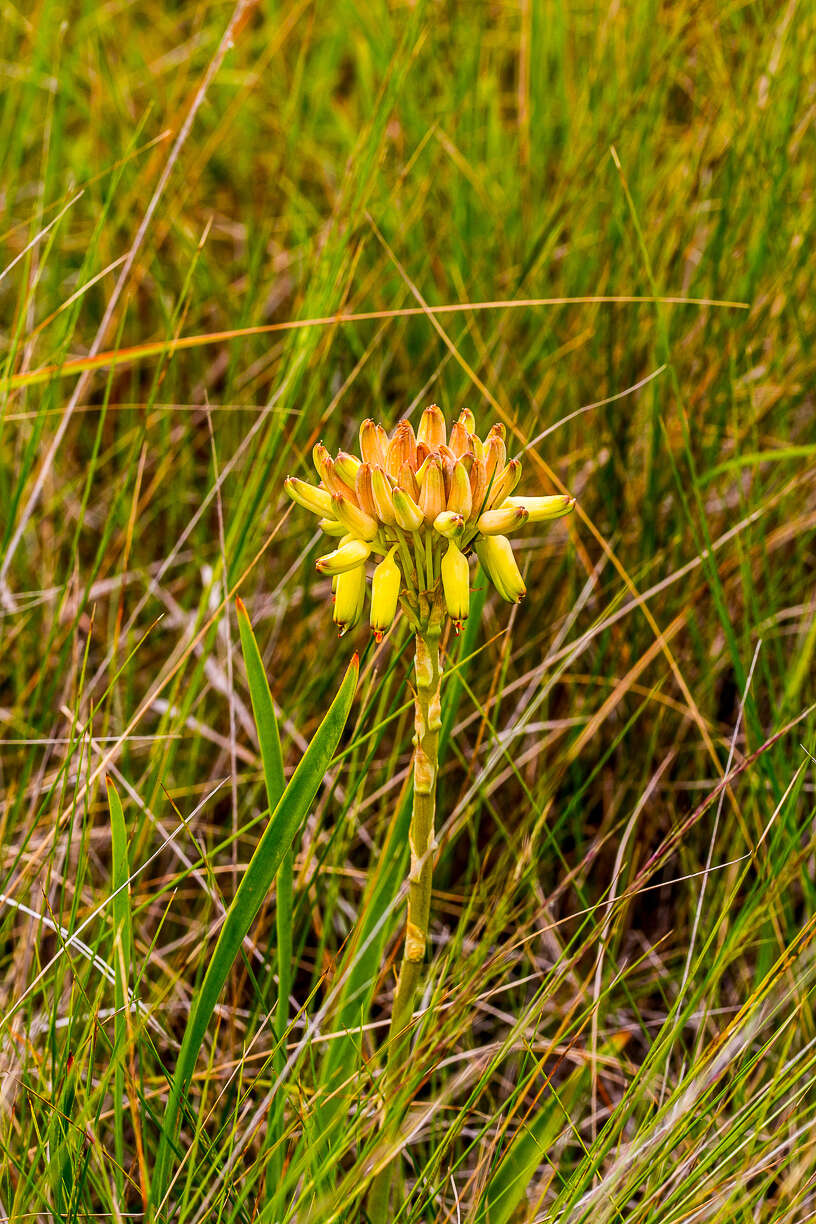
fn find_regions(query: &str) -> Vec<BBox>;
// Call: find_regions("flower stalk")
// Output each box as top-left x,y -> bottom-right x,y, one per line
368,600 -> 443,1219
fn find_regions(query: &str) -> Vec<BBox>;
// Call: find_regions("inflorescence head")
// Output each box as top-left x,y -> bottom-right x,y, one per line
284,405 -> 574,638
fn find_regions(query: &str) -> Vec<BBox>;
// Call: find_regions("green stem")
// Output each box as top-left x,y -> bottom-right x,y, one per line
367,620 -> 442,1221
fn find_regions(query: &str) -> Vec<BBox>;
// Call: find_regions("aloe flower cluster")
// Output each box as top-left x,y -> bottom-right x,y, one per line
284,405 -> 574,639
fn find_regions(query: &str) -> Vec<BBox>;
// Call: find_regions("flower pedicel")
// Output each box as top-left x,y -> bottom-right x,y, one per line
284,404 -> 574,639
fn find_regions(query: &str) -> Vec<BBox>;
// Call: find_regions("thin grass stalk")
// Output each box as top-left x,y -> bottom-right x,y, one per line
368,605 -> 443,1220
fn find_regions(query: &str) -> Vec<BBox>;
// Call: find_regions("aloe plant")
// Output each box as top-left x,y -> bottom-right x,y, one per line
284,404 -> 574,1218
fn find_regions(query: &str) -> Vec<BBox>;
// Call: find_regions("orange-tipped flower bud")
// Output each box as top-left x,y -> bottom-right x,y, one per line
448,419 -> 470,458
417,404 -> 446,449
441,540 -> 469,629
332,494 -> 379,541
458,408 -> 476,433
419,457 -> 446,524
370,546 -> 402,641
392,486 -> 424,531
333,563 -> 366,635
475,535 -> 525,602
487,458 -> 522,509
387,420 -> 417,478
312,442 -> 333,484
335,451 -> 361,486
468,457 -> 488,519
371,466 -> 396,524
447,460 -> 473,518
360,418 -> 387,466
316,537 -> 371,574
285,477 -> 333,518
476,506 -> 528,535
433,511 -> 464,539
504,494 -> 575,522
484,433 -> 507,484
355,463 -> 378,518
468,432 -> 485,461
397,461 -> 420,500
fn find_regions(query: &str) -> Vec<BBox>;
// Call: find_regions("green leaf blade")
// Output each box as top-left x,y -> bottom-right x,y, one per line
150,649 -> 359,1212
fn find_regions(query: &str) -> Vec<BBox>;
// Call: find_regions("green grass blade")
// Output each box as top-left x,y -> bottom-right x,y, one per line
235,597 -> 285,811
235,595 -> 291,1209
106,776 -> 132,1204
477,1058 -> 595,1224
150,651 -> 359,1212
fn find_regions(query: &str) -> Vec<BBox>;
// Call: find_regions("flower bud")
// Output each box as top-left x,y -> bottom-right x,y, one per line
468,432 -> 485,461
475,535 -> 525,602
312,442 -> 333,484
360,418 -> 387,466
476,506 -> 528,535
484,433 -> 507,484
319,517 -> 347,537
417,404 -> 446,449
468,457 -> 488,519
397,461 -> 420,500
433,511 -> 464,539
448,419 -> 470,458
387,419 -> 417,478
335,451 -> 361,486
504,494 -> 575,521
285,477 -> 333,518
371,466 -> 396,525
355,463 -> 378,518
333,563 -> 366,635
418,457 -> 446,524
441,540 -> 469,630
447,459 -> 473,518
392,486 -> 424,531
370,547 -> 401,641
487,458 -> 522,509
332,493 -> 379,541
458,408 -> 476,433
316,537 -> 371,574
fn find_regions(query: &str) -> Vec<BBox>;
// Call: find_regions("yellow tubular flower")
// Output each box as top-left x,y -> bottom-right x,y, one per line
371,466 -> 397,524
370,547 -> 401,642
319,517 -> 347,537
316,537 -> 371,574
417,404 -> 446,448
447,459 -> 473,518
312,442 -> 333,484
486,458 -> 522,509
441,540 -> 469,630
433,511 -> 464,539
476,506 -> 528,535
335,451 -> 361,485
333,564 -> 366,636
476,535 -> 526,602
284,477 -> 333,518
468,457 -> 488,519
332,494 -> 379,541
419,457 -> 446,524
360,418 -> 389,467
504,494 -> 575,521
484,433 -> 507,484
392,486 -> 424,531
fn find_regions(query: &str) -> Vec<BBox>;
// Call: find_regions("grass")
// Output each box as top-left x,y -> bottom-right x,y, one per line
1,0 -> 815,1220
